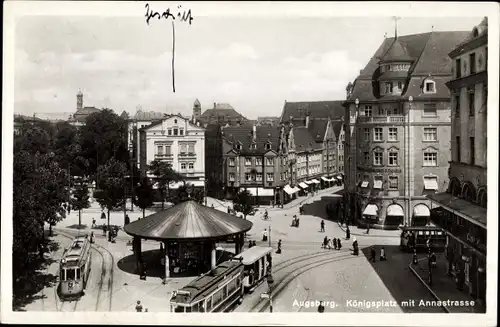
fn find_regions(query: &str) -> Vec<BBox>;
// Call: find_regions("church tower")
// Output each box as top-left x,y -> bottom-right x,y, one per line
77,89 -> 83,111
193,98 -> 201,120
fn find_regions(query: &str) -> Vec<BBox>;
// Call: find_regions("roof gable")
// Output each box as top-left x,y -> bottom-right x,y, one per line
280,101 -> 344,123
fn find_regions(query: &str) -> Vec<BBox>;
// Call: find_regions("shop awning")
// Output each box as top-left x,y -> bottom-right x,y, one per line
361,181 -> 369,188
284,185 -> 295,195
336,175 -> 343,180
387,204 -> 404,216
373,180 -> 383,189
305,180 -> 314,184
423,178 -> 439,190
187,180 -> 205,187
363,204 -> 378,216
413,204 -> 430,217
427,192 -> 486,228
311,179 -> 320,184
321,176 -> 330,182
245,188 -> 274,197
299,182 -> 309,189
293,186 -> 301,193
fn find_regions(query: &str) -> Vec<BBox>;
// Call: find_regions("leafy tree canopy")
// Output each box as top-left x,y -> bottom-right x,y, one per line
233,190 -> 255,219
148,159 -> 183,209
14,125 -> 52,155
94,157 -> 128,213
133,177 -> 155,218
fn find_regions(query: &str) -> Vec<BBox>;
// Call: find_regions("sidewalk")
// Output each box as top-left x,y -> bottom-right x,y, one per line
337,222 -> 401,238
409,254 -> 485,313
267,186 -> 344,212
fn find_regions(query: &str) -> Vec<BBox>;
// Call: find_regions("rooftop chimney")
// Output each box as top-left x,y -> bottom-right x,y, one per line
252,125 -> 257,141
305,115 -> 310,128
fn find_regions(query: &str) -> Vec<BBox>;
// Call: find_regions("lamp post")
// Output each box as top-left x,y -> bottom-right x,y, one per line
407,96 -> 413,226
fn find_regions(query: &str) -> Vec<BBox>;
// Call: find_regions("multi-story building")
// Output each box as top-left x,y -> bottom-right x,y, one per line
257,116 -> 280,127
193,100 -> 248,127
427,18 -> 487,308
332,120 -> 346,177
127,110 -> 168,166
343,29 -> 470,229
138,114 -> 206,188
205,123 -> 224,199
221,125 -> 288,205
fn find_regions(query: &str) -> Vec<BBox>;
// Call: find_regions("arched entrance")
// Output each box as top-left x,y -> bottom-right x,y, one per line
462,182 -> 477,203
385,203 -> 404,227
477,188 -> 487,208
412,203 -> 431,227
449,178 -> 461,197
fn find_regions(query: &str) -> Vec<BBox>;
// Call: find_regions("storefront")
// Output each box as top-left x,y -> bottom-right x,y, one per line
412,204 -> 431,227
283,184 -> 300,203
428,192 -> 487,308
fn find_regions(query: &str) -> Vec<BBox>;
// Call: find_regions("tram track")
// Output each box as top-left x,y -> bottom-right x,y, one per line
55,229 -> 115,312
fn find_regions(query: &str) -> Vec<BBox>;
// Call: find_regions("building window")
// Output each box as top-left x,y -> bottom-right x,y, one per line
468,89 -> 475,116
374,128 -> 383,141
388,152 -> 398,166
388,176 -> 398,189
256,158 -> 262,166
180,143 -> 187,154
156,145 -> 164,155
168,129 -> 172,136
245,173 -> 252,181
456,136 -> 461,162
188,162 -> 194,169
470,137 -> 475,165
470,53 -> 476,74
388,128 -> 397,141
245,158 -> 252,166
455,58 -> 461,78
173,128 -> 178,136
266,143 -> 271,150
364,106 -> 372,117
423,103 -> 437,117
454,95 -> 460,117
373,151 -> 383,166
364,152 -> 369,164
266,158 -> 274,166
251,143 -> 257,149
423,128 -> 437,141
364,128 -> 370,141
423,152 -> 438,166
179,128 -> 184,136
385,82 -> 393,94
424,80 -> 436,93
229,158 -> 235,167
181,162 -> 186,170
236,144 -> 242,150
397,81 -> 403,90
256,173 -> 263,182
229,173 -> 235,181
266,173 -> 274,181
174,119 -> 178,124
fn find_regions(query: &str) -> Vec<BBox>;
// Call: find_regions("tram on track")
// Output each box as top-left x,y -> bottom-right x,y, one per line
58,235 -> 92,299
170,246 -> 272,312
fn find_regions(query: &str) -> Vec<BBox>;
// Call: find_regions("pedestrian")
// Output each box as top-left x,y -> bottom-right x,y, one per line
332,238 -> 338,250
252,240 -> 257,247
264,209 -> 269,220
370,246 -> 376,262
318,301 -> 325,313
211,204 -> 214,208
352,237 -> 358,256
380,247 -> 387,261
248,239 -> 253,248
346,226 -> 350,240
262,229 -> 268,242
320,220 -> 325,233
135,300 -> 143,312
366,223 -> 370,234
92,218 -> 96,228
276,240 -> 282,254
337,239 -> 342,251
322,236 -> 328,249
227,206 -> 231,214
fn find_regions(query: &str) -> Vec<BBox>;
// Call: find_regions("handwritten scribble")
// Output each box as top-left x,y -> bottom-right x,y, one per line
172,21 -> 176,93
145,3 -> 194,26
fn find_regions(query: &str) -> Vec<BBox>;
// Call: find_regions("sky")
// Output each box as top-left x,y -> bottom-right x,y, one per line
14,7 -> 482,119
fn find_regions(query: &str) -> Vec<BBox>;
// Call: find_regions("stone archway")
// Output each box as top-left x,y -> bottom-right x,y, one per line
462,181 -> 477,203
448,177 -> 461,197
477,188 -> 487,208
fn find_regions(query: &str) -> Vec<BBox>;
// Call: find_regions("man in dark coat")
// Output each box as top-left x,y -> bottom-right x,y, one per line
320,220 -> 325,232
346,226 -> 351,240
370,246 -> 376,262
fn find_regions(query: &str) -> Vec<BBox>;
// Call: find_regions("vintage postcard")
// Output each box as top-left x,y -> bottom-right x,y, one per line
2,1 -> 498,326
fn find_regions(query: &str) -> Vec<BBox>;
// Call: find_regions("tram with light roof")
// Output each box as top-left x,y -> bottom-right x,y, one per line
58,235 -> 92,299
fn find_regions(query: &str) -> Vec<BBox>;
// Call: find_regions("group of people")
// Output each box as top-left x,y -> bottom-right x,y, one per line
321,236 -> 342,250
248,240 -> 257,248
291,215 -> 300,227
369,246 -> 387,262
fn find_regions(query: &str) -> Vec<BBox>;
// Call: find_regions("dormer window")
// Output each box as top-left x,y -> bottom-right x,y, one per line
266,142 -> 272,150
251,143 -> 257,150
236,143 -> 242,150
424,80 -> 436,94
174,119 -> 178,124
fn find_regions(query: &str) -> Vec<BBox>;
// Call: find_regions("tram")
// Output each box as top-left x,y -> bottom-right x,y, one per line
58,235 -> 92,299
399,226 -> 446,252
170,246 -> 272,313
232,246 -> 273,292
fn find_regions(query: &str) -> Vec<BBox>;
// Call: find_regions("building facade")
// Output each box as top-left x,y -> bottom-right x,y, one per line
128,110 -> 168,166
194,101 -> 248,127
205,124 -> 224,199
221,125 -> 288,205
344,30 -> 470,229
428,18 -> 487,308
138,114 -> 206,187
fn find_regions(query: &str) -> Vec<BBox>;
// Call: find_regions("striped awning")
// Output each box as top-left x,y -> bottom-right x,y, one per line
311,179 -> 320,184
321,176 -> 330,182
424,177 -> 439,190
293,186 -> 301,193
284,185 -> 295,195
299,182 -> 309,189
305,180 -> 314,184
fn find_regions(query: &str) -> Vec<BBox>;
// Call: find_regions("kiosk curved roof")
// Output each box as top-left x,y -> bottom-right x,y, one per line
124,200 -> 253,241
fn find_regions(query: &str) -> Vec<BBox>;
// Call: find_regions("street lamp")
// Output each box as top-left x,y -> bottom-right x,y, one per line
407,96 -> 413,227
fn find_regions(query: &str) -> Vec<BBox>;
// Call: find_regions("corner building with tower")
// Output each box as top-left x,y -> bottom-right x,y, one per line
343,29 -> 470,229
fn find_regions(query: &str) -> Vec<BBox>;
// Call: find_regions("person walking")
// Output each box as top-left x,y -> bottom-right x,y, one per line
346,226 -> 350,240
380,246 -> 387,261
248,240 -> 253,249
370,246 -> 376,262
333,238 -> 338,250
262,229 -> 268,242
337,239 -> 342,251
276,239 -> 282,254
135,300 -> 143,312
322,236 -> 328,249
320,220 -> 325,233
211,204 -> 214,209
92,218 -> 96,228
352,237 -> 359,256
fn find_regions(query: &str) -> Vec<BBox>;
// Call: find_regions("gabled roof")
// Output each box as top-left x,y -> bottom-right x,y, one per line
379,38 -> 414,63
222,125 -> 281,155
138,114 -> 204,131
134,111 -> 166,121
331,121 -> 344,139
306,119 -> 328,143
280,100 -> 344,123
200,107 -> 246,120
292,127 -> 322,151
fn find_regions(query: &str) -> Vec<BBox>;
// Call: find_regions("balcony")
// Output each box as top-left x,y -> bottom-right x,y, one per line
155,154 -> 173,159
179,152 -> 197,158
358,116 -> 405,123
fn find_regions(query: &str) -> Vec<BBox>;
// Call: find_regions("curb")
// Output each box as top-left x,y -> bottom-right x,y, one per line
336,222 -> 400,238
408,260 -> 450,313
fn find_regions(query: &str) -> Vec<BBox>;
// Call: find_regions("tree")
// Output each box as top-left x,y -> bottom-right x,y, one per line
233,190 -> 255,219
79,109 -> 129,177
13,150 -> 70,300
172,184 -> 204,205
93,158 -> 127,236
14,125 -> 52,155
70,182 -> 91,227
133,177 -> 155,219
148,160 -> 182,209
